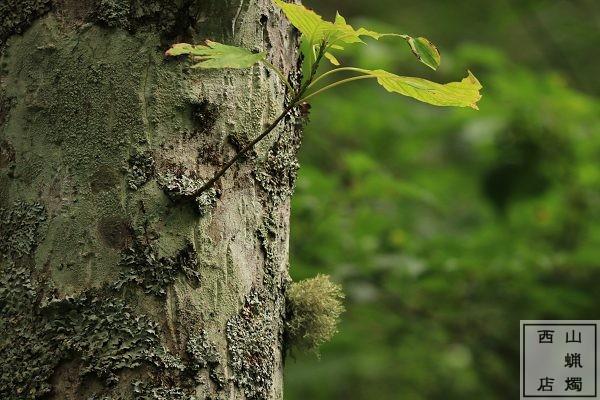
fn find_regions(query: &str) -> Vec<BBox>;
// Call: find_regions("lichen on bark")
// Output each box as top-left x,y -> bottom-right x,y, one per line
226,288 -> 279,400
253,114 -> 304,204
115,239 -> 200,296
0,0 -> 300,398
0,203 -> 182,398
0,200 -> 46,258
0,0 -> 52,48
127,151 -> 156,190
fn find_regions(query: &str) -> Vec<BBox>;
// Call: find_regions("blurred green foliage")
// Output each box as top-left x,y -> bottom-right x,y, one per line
284,1 -> 600,399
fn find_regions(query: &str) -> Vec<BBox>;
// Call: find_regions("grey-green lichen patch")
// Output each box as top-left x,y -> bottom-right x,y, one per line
2,16 -> 187,289
0,200 -> 46,259
0,176 -> 9,206
226,288 -> 277,400
159,171 -> 202,199
0,91 -> 11,128
1,0 -> 230,48
40,164 -> 78,217
253,117 -> 302,204
94,0 -> 207,38
39,207 -> 122,294
195,187 -> 218,216
17,151 -> 45,185
128,151 -> 156,190
0,262 -> 59,398
2,19 -> 152,190
186,329 -> 226,389
257,219 -> 281,295
187,329 -> 220,371
115,240 -> 200,296
42,293 -> 184,384
0,260 -> 182,399
95,0 -> 131,29
284,274 -> 345,355
0,0 -> 52,48
158,171 -> 219,215
132,381 -> 197,400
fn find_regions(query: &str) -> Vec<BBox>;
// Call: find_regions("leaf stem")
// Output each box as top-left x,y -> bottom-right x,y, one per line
261,59 -> 295,95
194,102 -> 297,195
193,41 -> 327,196
300,75 -> 376,102
307,67 -> 369,90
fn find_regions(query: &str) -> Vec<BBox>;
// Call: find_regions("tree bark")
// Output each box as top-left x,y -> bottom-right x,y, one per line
0,1 -> 301,399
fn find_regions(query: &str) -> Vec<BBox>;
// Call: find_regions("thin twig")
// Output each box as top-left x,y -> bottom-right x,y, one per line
194,102 -> 297,195
194,41 -> 327,196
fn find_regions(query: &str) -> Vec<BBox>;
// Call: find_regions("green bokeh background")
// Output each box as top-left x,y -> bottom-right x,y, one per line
284,1 -> 600,399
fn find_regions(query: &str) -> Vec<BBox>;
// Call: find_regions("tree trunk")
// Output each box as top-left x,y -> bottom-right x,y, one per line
0,1 -> 301,399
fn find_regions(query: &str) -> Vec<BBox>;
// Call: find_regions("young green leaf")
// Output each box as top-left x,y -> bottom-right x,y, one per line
403,36 -> 441,70
165,40 -> 266,69
324,52 -> 341,66
329,12 -> 381,44
273,0 -> 441,70
162,1 -> 483,198
272,1 -> 379,46
363,69 -> 482,109
273,0 -> 331,46
328,18 -> 440,69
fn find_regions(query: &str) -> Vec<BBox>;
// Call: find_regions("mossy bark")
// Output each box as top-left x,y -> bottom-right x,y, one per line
0,1 -> 300,399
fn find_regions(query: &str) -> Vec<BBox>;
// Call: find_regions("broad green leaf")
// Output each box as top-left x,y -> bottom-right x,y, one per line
327,19 -> 441,70
330,12 -> 381,44
273,1 -> 441,70
361,69 -> 482,109
273,0 -> 332,46
165,40 -> 265,69
273,1 -> 377,46
404,36 -> 441,70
